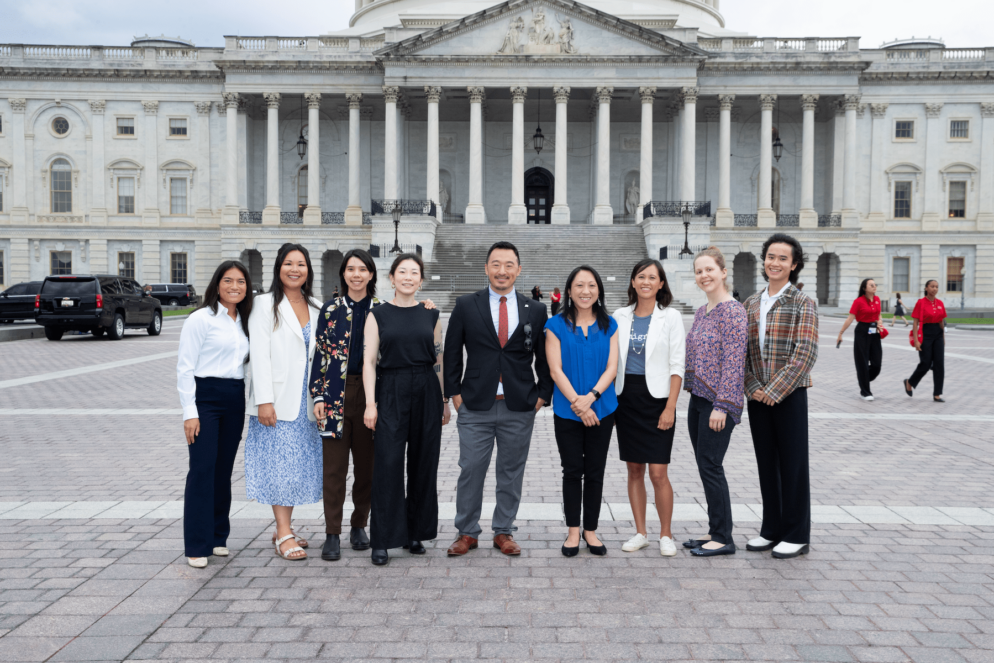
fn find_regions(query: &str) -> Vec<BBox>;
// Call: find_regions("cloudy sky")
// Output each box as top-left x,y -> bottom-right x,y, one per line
0,0 -> 985,49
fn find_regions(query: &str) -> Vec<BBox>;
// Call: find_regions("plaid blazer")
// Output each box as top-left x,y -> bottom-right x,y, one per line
743,284 -> 819,403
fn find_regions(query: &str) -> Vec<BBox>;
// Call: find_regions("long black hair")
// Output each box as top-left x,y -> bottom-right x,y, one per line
201,260 -> 253,339
626,258 -> 673,309
561,265 -> 611,332
269,243 -> 319,328
339,248 -> 377,299
761,233 -> 806,284
858,278 -> 875,300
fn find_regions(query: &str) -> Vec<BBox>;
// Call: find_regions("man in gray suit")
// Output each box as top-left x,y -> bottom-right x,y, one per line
443,241 -> 553,556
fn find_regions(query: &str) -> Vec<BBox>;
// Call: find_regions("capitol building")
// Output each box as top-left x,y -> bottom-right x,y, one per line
1,0 -> 992,308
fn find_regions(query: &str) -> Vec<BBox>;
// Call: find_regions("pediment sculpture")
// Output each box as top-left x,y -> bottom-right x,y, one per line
497,8 -> 578,55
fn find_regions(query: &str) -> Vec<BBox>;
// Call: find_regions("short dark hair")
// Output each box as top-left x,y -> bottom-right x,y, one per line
760,233 -> 805,284
339,249 -> 377,298
924,279 -> 938,295
626,258 -> 673,309
389,252 -> 425,279
561,265 -> 611,332
486,241 -> 520,265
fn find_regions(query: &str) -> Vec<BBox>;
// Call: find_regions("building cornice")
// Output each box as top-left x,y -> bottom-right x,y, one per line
0,67 -> 223,82
700,61 -> 870,76
382,55 -> 704,67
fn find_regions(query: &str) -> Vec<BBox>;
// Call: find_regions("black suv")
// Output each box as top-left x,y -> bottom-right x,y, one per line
36,275 -> 163,341
148,283 -> 198,307
0,281 -> 43,323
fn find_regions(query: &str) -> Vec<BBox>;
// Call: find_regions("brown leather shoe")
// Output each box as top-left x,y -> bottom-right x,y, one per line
493,534 -> 521,556
446,535 -> 478,556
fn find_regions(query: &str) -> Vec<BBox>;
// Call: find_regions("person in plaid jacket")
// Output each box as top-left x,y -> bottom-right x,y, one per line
742,234 -> 819,559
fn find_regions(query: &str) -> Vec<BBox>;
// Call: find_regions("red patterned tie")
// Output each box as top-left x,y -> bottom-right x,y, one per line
498,296 -> 508,348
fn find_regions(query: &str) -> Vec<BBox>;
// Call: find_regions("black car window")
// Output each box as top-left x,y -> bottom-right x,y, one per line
170,285 -> 185,292
26,282 -> 43,294
99,278 -> 122,294
42,278 -> 97,296
126,280 -> 144,295
4,284 -> 26,296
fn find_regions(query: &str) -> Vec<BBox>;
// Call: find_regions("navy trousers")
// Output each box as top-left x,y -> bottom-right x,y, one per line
184,377 -> 245,558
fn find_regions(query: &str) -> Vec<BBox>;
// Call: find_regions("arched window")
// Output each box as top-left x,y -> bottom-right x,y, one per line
297,166 -> 308,216
51,159 -> 72,213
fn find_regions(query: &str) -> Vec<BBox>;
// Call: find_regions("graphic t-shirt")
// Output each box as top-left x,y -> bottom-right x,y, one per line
625,314 -> 652,376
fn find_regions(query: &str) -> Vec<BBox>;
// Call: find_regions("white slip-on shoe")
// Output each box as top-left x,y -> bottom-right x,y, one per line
621,533 -> 650,552
659,536 -> 677,557
861,394 -> 875,401
212,547 -> 229,557
187,557 -> 208,569
746,536 -> 777,552
772,541 -> 810,559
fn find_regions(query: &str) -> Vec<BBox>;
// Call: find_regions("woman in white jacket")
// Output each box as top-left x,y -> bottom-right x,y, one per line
613,259 -> 686,557
246,243 -> 322,561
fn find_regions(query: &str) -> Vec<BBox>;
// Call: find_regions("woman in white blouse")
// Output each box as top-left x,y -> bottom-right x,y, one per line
177,261 -> 253,569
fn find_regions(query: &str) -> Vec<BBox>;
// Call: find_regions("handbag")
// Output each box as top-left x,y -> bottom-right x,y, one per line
908,325 -> 923,348
879,327 -> 889,340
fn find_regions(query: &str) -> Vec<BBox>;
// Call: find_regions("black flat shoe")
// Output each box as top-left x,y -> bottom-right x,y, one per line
583,531 -> 607,556
746,540 -> 777,552
683,538 -> 711,549
406,540 -> 426,555
321,535 -> 341,561
561,541 -> 579,557
933,396 -> 945,403
371,549 -> 389,566
690,543 -> 736,557
904,379 -> 913,397
350,527 -> 370,551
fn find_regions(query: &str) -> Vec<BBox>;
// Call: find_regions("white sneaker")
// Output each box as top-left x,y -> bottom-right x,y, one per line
659,536 -> 677,557
746,536 -> 776,551
212,547 -> 229,557
621,533 -> 650,552
187,557 -> 208,568
861,394 -> 875,401
772,541 -> 810,559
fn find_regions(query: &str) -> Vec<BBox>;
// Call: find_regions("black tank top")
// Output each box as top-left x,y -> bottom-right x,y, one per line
370,303 -> 439,369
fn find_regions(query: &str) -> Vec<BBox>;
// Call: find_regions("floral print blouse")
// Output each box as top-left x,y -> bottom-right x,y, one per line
684,300 -> 749,423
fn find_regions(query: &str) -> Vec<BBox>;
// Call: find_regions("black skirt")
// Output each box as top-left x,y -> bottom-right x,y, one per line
616,374 -> 675,464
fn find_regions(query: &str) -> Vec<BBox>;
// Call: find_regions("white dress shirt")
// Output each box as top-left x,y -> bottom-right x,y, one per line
759,285 -> 784,358
488,286 -> 519,397
177,306 -> 250,420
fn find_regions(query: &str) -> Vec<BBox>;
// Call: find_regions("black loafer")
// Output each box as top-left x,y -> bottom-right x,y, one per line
690,543 -> 736,557
683,538 -> 711,549
350,527 -> 370,551
371,549 -> 389,566
406,540 -> 426,555
321,535 -> 341,561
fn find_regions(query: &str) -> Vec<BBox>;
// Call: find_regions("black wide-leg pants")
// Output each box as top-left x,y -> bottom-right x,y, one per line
853,322 -> 882,396
908,324 -> 945,397
370,366 -> 442,550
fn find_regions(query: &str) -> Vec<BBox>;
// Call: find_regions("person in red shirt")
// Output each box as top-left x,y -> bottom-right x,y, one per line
836,279 -> 883,401
904,280 -> 947,402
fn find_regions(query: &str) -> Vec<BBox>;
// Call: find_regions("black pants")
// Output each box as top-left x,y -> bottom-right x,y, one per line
554,413 -> 615,531
853,322 -> 882,396
370,366 -> 442,550
184,377 -> 245,558
687,395 -> 736,546
909,324 -> 945,397
747,387 -> 810,545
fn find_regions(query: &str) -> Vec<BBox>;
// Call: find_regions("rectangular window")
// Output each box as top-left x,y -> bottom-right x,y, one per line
117,252 -> 135,279
895,120 -> 914,139
169,178 -> 187,215
946,257 -> 964,292
170,253 -> 188,284
893,257 -> 910,293
50,251 -> 72,275
117,177 -> 135,214
51,165 -> 72,213
948,181 -> 966,218
893,181 -> 912,218
116,117 -> 134,136
950,120 -> 969,139
169,118 -> 187,136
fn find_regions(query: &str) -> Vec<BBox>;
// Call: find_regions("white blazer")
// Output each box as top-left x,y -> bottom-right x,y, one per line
248,292 -> 320,421
613,304 -> 687,399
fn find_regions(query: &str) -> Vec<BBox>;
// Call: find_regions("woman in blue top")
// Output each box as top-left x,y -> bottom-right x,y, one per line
545,265 -> 619,557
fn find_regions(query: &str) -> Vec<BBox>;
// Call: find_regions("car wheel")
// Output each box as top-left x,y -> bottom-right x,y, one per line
44,327 -> 64,341
168,298 -> 179,306
107,313 -> 126,340
147,311 -> 162,336
91,327 -> 106,337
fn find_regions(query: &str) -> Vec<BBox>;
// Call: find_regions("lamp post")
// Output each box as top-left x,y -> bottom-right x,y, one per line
961,266 -> 966,311
532,88 -> 544,155
296,95 -> 307,160
679,203 -> 693,256
390,202 -> 402,254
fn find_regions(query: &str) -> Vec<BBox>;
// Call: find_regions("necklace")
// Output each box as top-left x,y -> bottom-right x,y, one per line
287,296 -> 304,304
630,316 -> 649,355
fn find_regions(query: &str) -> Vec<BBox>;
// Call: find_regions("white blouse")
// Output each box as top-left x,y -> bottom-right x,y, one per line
177,306 -> 250,420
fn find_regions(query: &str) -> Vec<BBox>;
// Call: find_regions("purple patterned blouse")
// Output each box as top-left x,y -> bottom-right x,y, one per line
684,300 -> 749,423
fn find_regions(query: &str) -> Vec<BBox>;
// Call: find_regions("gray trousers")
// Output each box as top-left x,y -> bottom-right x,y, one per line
454,399 -> 537,538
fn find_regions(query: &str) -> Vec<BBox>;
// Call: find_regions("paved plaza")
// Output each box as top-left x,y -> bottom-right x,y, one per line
0,311 -> 993,662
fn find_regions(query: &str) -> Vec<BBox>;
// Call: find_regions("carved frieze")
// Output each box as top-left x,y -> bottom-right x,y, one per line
497,8 -> 578,55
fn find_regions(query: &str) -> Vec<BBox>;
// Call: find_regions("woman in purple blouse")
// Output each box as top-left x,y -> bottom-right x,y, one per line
682,247 -> 748,557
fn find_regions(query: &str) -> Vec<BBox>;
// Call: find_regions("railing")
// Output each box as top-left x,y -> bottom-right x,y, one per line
37,214 -> 85,224
734,214 -> 758,227
236,38 -> 266,50
442,213 -> 464,224
369,243 -> 423,258
104,47 -> 142,60
321,212 -> 344,225
817,39 -> 847,51
697,38 -> 721,51
818,214 -> 842,228
371,199 -> 437,217
280,212 -> 300,224
776,214 -> 800,227
776,39 -> 805,51
319,37 -> 349,50
239,211 -> 262,224
0,46 -> 10,57
733,39 -> 763,52
158,48 -> 198,60
359,37 -> 385,51
886,49 -> 929,61
943,48 -> 985,61
24,45 -> 91,58
642,201 -> 712,219
277,38 -> 307,50
664,245 -> 712,260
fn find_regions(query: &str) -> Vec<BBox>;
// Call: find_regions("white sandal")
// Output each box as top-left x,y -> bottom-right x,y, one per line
274,534 -> 307,561
271,528 -> 309,549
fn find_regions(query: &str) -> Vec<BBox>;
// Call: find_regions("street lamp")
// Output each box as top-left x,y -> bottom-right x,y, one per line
773,101 -> 783,162
296,95 -> 307,160
679,203 -> 693,256
390,203 -> 402,254
532,88 -> 544,155
961,265 -> 966,311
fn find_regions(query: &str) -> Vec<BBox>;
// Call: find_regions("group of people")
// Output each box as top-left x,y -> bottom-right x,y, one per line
177,232 -> 820,568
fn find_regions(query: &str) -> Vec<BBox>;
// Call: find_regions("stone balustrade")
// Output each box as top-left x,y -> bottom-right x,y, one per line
697,37 -> 859,53
0,44 -> 222,68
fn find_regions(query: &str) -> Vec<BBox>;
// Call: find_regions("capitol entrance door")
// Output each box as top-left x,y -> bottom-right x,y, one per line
525,168 -> 553,224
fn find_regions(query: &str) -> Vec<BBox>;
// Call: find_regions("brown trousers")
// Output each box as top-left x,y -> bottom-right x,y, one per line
322,375 -> 375,535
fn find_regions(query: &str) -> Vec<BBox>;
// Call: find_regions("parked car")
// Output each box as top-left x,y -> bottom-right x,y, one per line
35,275 -> 162,341
0,281 -> 43,323
147,283 -> 197,307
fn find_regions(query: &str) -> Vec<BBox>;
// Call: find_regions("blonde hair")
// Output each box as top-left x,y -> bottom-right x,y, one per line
693,246 -> 729,290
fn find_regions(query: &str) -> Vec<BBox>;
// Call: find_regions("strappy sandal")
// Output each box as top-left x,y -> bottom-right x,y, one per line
274,534 -> 307,561
271,529 -> 309,549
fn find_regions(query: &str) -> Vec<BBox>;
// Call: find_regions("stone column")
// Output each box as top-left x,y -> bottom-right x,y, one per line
88,100 -> 108,225
799,94 -> 820,228
8,99 -> 28,224
551,86 -> 570,224
978,103 -> 994,231
237,97 -> 249,211
222,93 -> 240,224
669,103 -> 681,201
757,94 -> 776,228
465,87 -> 486,223
303,92 -> 322,225
508,86 -> 528,224
262,93 -> 281,225
831,102 -> 845,215
921,102 -> 944,230
195,102 -> 213,222
865,102 -> 889,227
842,93 -> 860,227
680,87 -> 698,204
382,86 -> 399,204
345,93 -> 364,225
592,86 -> 614,225
141,101 -> 160,225
637,87 -> 655,223
425,87 -> 441,222
715,94 -> 735,227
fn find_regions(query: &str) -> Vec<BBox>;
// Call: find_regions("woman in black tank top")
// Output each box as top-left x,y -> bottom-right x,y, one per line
362,254 -> 450,565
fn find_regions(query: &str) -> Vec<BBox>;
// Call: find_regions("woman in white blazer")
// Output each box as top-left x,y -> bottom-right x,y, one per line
246,243 -> 322,561
613,259 -> 686,558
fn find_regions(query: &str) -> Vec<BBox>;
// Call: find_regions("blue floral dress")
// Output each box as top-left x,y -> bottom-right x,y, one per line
245,322 -> 323,506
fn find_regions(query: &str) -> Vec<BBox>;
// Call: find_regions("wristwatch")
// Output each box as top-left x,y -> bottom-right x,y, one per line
442,397 -> 450,404
590,389 -> 602,401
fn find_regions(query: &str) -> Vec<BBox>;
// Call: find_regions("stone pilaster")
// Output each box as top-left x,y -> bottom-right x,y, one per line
194,102 -> 213,223
978,103 -> 994,231
864,102 -> 889,229
841,94 -> 861,228
921,102 -> 944,231
141,101 -> 160,225
88,100 -> 108,226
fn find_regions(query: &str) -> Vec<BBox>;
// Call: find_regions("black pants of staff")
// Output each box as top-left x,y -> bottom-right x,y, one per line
554,413 -> 615,531
687,395 -> 737,546
747,387 -> 810,546
370,366 -> 442,550
853,322 -> 882,397
908,323 -> 945,397
184,377 -> 245,558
